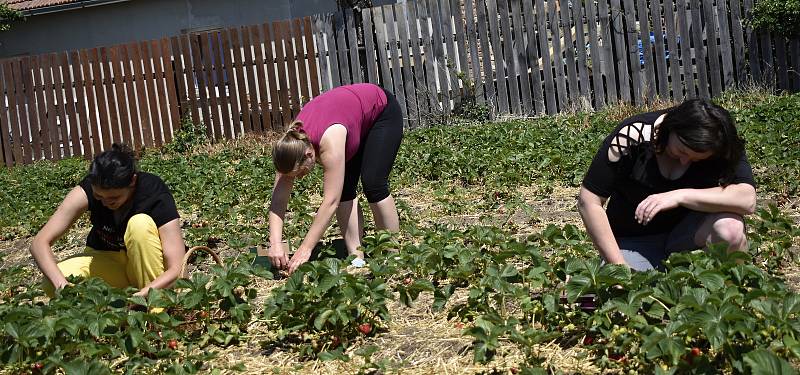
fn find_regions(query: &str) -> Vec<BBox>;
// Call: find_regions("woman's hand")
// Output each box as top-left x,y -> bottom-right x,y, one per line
268,241 -> 289,270
635,190 -> 684,225
30,186 -> 88,291
287,247 -> 313,274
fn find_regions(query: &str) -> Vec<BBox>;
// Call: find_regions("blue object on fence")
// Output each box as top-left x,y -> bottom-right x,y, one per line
638,31 -> 681,66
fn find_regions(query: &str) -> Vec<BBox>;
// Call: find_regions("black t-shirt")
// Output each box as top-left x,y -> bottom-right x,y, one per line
582,109 -> 756,237
80,172 -> 180,251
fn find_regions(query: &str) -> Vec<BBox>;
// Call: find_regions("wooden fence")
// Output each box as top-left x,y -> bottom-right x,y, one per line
0,17 -> 319,166
315,0 -> 800,127
3,0 -> 800,167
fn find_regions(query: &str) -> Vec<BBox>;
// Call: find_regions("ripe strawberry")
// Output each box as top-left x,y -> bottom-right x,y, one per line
454,322 -> 465,329
358,323 -> 373,335
583,336 -> 594,345
510,367 -> 519,374
403,277 -> 413,285
331,336 -> 341,347
199,310 -> 209,319
32,363 -> 44,371
691,347 -> 702,357
167,339 -> 178,350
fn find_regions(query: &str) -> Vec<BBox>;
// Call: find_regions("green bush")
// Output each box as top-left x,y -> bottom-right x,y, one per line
749,0 -> 800,36
163,118 -> 209,154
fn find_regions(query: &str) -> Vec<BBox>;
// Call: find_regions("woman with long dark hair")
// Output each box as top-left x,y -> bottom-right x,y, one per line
31,144 -> 185,296
578,99 -> 756,271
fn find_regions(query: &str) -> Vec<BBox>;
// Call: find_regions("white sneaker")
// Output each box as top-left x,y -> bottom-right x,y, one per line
350,257 -> 367,268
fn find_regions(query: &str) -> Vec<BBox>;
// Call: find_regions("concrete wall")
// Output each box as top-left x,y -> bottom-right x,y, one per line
0,0 -> 394,58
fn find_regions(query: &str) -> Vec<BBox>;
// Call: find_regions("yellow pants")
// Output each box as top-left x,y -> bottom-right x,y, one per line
44,214 -> 166,296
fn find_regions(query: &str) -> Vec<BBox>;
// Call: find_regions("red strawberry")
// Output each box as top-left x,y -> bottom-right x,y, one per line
199,310 -> 209,319
358,323 -> 373,335
331,336 -> 342,347
403,277 -> 413,285
32,363 -> 44,371
583,336 -> 594,345
691,347 -> 702,357
510,367 -> 519,374
167,339 -> 178,350
454,322 -> 465,329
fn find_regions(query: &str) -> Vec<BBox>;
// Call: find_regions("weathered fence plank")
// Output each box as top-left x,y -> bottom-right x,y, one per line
150,40 -> 173,142
406,3 -> 429,116
573,0 -> 591,108
499,0 -> 521,114
716,0 -> 734,88
451,0 -> 471,97
522,0 -> 545,113
663,0 -> 682,99
729,0 -> 747,86
228,28 -> 249,134
476,0 -> 497,110
385,5 -> 409,122
597,0 -> 617,103
71,51 -> 95,155
487,0 -> 509,113
60,53 -> 81,157
396,3 -> 419,127
702,0 -> 722,97
0,64 -> 12,167
650,0 -> 667,99
610,0 -> 631,103
675,0 -> 694,98
48,53 -> 69,159
690,0 -> 710,98
623,0 -> 643,104
560,0 -> 580,106
510,0 -> 532,114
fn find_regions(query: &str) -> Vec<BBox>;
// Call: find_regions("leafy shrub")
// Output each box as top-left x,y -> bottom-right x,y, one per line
748,0 -> 800,36
163,118 -> 209,154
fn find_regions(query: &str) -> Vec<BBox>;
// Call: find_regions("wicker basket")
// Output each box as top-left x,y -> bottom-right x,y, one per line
179,245 -> 223,278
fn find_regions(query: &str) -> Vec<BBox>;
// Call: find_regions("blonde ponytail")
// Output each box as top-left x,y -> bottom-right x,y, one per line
273,121 -> 311,174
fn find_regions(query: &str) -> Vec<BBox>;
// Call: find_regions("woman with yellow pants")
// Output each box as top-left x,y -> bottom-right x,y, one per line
30,144 -> 185,297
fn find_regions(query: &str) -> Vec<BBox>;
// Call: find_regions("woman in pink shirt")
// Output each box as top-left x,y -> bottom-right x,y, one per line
268,83 -> 403,273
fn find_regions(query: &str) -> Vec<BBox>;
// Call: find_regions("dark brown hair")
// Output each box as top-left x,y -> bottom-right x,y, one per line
654,99 -> 744,185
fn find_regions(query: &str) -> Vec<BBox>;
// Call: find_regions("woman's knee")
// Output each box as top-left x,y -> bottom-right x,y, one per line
125,214 -> 158,242
362,182 -> 390,203
711,215 -> 747,248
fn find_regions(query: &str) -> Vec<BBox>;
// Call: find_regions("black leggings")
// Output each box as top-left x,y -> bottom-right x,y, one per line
341,89 -> 403,203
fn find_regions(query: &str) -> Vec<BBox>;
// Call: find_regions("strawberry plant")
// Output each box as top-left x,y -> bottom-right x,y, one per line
262,257 -> 392,358
0,255 -> 265,373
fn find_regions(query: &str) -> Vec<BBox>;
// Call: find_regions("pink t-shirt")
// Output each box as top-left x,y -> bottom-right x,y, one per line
297,83 -> 388,161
